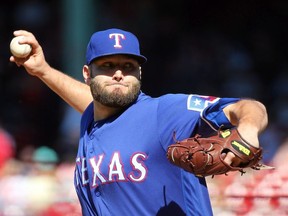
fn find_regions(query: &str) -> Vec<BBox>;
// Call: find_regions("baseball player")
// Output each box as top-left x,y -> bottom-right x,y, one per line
10,28 -> 268,216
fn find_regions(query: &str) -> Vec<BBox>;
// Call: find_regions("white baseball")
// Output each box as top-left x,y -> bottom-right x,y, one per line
10,36 -> 32,58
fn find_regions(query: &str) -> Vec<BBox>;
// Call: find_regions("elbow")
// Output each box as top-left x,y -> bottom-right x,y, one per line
255,100 -> 269,132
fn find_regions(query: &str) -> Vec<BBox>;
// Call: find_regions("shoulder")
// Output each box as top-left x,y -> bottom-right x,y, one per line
81,102 -> 94,128
83,102 -> 94,116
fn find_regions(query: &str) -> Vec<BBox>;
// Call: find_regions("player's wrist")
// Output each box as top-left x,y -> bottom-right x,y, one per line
236,125 -> 259,148
32,61 -> 51,78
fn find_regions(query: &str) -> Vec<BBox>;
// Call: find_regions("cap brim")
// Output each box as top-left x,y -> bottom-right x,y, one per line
89,53 -> 147,65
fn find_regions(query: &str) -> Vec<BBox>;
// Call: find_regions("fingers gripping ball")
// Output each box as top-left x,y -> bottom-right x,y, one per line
167,128 -> 273,177
10,36 -> 32,58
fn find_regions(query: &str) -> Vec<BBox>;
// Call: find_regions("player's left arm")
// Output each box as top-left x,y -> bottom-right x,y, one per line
223,99 -> 268,165
223,99 -> 268,147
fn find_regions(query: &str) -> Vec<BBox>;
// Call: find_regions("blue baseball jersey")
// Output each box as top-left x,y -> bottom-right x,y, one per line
74,92 -> 239,216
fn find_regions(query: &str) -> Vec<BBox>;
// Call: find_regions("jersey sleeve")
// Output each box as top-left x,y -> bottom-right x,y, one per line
200,97 -> 240,130
156,94 -> 205,148
157,94 -> 240,149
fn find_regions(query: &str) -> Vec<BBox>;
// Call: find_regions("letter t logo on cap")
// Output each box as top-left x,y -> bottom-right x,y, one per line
109,33 -> 125,48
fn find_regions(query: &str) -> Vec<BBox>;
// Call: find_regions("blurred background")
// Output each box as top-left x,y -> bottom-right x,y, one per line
0,0 -> 288,215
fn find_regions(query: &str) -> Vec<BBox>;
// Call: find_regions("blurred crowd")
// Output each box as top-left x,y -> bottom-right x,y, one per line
0,129 -> 81,215
1,1 -> 288,215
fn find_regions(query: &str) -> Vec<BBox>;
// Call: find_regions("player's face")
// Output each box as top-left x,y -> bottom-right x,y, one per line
87,55 -> 141,108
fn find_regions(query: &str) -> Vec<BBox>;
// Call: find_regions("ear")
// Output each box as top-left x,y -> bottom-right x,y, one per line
83,65 -> 91,84
139,66 -> 142,80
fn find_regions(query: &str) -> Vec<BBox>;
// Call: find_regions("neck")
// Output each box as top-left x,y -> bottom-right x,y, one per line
93,101 -> 123,121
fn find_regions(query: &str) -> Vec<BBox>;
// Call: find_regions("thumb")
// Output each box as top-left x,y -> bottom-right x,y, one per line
222,152 -> 241,167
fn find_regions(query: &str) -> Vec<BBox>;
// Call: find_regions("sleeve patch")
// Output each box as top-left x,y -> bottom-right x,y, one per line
187,95 -> 220,112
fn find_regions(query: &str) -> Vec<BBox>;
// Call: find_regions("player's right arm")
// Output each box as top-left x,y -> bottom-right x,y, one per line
9,30 -> 92,113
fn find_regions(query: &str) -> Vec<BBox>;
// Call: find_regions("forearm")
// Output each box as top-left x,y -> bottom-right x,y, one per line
224,99 -> 268,146
38,64 -> 92,113
238,100 -> 267,131
9,30 -> 93,113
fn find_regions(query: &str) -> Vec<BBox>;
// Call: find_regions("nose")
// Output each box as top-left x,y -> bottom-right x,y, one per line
112,69 -> 124,81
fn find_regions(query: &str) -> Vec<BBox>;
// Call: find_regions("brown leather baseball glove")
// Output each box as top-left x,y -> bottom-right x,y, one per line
166,128 -> 273,177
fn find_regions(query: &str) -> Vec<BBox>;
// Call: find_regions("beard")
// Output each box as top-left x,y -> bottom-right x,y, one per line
90,80 -> 141,108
